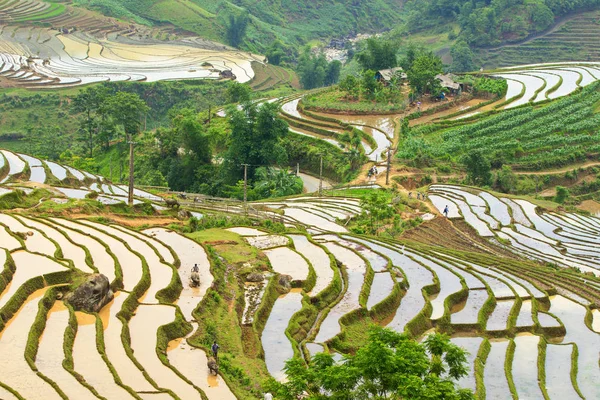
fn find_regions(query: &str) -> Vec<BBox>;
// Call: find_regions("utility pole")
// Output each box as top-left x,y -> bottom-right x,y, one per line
296,163 -> 299,175
318,155 -> 323,197
242,163 -> 249,212
128,136 -> 135,206
386,146 -> 392,186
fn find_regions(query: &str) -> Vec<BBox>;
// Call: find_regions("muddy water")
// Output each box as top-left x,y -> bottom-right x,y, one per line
483,340 -> 511,399
45,219 -> 116,284
409,252 -> 463,320
0,385 -> 18,400
0,251 -> 66,309
451,290 -> 489,325
311,112 -> 396,139
53,218 -> 142,292
284,208 -> 347,233
113,225 -> 175,264
0,150 -> 25,183
264,247 -> 310,282
289,235 -> 333,296
0,288 -> 62,399
429,195 -> 460,218
515,300 -> 535,328
16,216 -> 93,273
548,296 -> 600,399
305,342 -> 325,358
511,335 -> 544,400
592,309 -> 600,332
352,239 -> 433,332
142,228 -> 212,320
45,161 -> 67,181
315,243 -> 365,342
261,289 -> 304,381
450,336 -> 483,391
167,322 -> 236,399
0,225 -> 20,250
72,311 -> 136,399
129,304 -> 202,399
0,214 -> 58,256
226,227 -> 267,236
98,292 -> 155,392
139,393 -> 174,400
79,221 -> 174,303
36,302 -> 97,399
366,272 -> 395,310
336,236 -> 388,272
545,344 -> 581,399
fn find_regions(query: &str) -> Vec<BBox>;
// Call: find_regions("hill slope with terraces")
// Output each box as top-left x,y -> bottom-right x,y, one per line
0,146 -> 599,399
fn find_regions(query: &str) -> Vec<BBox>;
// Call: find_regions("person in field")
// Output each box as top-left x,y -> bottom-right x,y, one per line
443,205 -> 449,217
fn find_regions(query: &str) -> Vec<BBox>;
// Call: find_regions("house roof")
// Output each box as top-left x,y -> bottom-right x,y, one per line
377,67 -> 406,80
436,74 -> 460,90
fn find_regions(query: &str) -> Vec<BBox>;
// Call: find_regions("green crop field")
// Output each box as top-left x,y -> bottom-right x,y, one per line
399,82 -> 600,171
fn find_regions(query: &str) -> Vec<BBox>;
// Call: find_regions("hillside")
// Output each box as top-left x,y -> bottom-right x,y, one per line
72,0 -> 406,52
476,9 -> 600,68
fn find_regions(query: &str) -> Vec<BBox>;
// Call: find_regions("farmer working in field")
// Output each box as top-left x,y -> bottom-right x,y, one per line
212,341 -> 220,360
443,205 -> 449,217
192,264 -> 199,273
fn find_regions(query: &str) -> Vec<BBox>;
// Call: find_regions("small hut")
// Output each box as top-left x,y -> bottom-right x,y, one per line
375,67 -> 406,85
436,74 -> 462,95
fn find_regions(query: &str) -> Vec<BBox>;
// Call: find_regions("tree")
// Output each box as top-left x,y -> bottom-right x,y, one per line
72,86 -> 108,157
106,92 -> 149,139
223,102 -> 289,183
406,52 -> 443,94
265,40 -> 287,66
360,191 -> 394,233
339,74 -> 360,99
226,12 -> 249,48
495,165 -> 517,193
253,167 -> 303,198
226,82 -> 252,104
450,40 -> 477,73
554,186 -> 569,204
267,326 -> 474,400
361,69 -> 379,100
463,150 -> 492,186
325,60 -> 342,86
355,38 -> 399,71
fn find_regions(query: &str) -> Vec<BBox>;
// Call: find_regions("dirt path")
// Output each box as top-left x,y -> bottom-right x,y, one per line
514,161 -> 600,175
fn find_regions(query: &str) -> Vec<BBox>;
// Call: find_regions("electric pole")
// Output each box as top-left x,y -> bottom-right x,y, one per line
128,136 -> 135,206
386,146 -> 392,186
242,164 -> 249,212
318,155 -> 323,197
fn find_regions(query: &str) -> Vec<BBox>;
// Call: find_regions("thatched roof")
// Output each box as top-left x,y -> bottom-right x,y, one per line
377,67 -> 406,81
436,74 -> 460,90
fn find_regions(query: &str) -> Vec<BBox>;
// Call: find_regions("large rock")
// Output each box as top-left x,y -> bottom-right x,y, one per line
65,274 -> 114,313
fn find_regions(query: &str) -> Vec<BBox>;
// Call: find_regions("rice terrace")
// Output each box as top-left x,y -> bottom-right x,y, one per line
0,1 -> 599,400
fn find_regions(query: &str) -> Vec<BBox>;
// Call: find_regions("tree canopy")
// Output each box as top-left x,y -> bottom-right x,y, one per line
267,326 -> 474,400
355,38 -> 400,71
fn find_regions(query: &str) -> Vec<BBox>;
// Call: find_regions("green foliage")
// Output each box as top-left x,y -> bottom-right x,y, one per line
355,38 -> 400,71
494,165 -> 518,194
222,102 -> 289,184
226,11 -> 250,47
253,167 -> 303,198
450,40 -> 477,73
463,150 -> 492,186
409,83 -> 600,171
267,326 -> 474,400
297,49 -> 341,89
226,82 -> 252,104
554,186 -> 570,203
407,52 -> 443,95
472,77 -> 508,97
